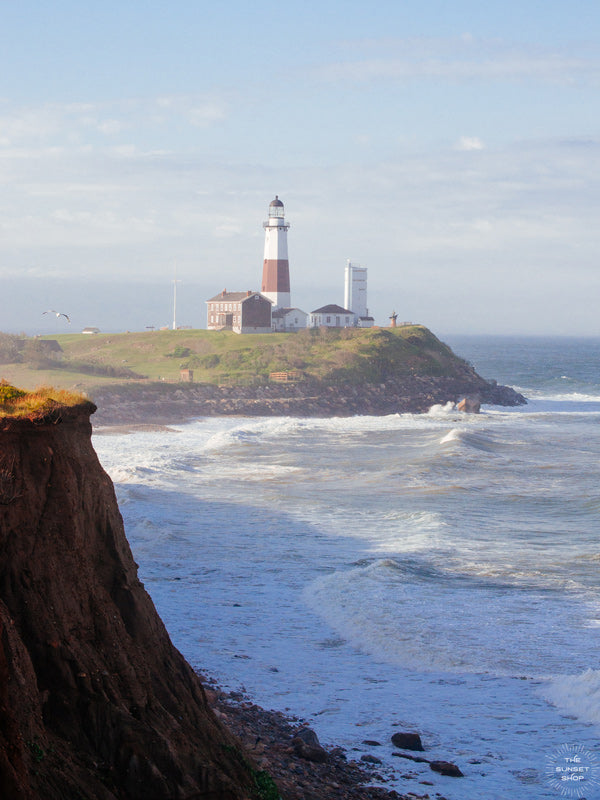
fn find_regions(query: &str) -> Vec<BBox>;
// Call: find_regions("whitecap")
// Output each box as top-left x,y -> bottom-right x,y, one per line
438,427 -> 500,452
426,401 -> 457,417
439,427 -> 462,444
542,669 -> 600,726
303,559 -> 600,677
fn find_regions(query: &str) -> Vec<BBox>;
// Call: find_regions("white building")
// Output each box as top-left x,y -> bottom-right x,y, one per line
344,260 -> 374,327
309,304 -> 355,328
272,307 -> 308,331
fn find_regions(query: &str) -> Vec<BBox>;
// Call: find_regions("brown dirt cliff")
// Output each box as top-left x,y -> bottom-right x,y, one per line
0,402 -> 255,799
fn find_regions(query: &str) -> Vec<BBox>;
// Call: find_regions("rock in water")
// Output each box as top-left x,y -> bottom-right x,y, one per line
457,395 -> 481,413
430,760 -> 464,777
0,403 -> 254,799
390,731 -> 424,751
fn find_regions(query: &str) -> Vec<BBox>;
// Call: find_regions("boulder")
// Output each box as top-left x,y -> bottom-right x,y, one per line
291,727 -> 328,763
430,760 -> 464,777
390,732 -> 424,751
457,395 -> 481,413
360,754 -> 382,765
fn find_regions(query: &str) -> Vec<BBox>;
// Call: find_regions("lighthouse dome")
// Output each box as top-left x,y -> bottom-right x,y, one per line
267,195 -> 286,220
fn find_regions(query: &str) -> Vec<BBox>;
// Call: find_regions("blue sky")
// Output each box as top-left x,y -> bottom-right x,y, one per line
1,0 -> 599,334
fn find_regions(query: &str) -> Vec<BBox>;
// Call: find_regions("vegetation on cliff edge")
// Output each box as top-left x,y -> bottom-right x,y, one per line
0,381 -> 88,418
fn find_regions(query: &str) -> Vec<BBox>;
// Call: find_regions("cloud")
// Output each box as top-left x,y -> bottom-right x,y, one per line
188,102 -> 227,128
97,119 -> 123,135
319,36 -> 600,87
214,221 -> 243,237
456,136 -> 485,151
0,94 -> 228,150
0,106 -> 64,145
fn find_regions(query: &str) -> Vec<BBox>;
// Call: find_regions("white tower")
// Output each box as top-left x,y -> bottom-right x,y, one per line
261,196 -> 291,308
344,260 -> 368,319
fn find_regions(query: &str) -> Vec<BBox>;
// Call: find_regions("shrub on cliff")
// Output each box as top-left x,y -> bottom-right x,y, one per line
0,381 -> 27,403
0,383 -> 87,418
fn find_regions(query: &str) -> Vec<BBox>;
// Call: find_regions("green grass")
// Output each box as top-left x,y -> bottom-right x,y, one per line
0,325 -> 472,395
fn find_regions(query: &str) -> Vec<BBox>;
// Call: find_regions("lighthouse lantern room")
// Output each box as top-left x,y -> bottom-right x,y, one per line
261,196 -> 291,309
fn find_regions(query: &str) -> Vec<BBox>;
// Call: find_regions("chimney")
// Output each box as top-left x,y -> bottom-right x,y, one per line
222,289 -> 227,296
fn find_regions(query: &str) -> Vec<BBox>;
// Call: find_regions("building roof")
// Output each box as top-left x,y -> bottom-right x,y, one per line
207,290 -> 261,302
270,195 -> 284,208
272,307 -> 307,318
311,304 -> 354,315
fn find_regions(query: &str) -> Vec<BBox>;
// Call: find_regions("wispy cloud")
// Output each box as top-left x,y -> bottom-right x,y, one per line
0,94 -> 229,149
319,36 -> 600,86
188,102 -> 227,128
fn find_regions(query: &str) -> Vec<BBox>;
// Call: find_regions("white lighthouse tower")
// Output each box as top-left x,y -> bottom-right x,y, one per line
261,196 -> 291,308
344,260 -> 367,317
344,260 -> 374,327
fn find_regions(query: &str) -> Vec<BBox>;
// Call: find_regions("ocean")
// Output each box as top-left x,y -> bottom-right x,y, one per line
93,335 -> 600,800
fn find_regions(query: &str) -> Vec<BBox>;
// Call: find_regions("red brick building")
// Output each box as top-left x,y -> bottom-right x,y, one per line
206,290 -> 272,334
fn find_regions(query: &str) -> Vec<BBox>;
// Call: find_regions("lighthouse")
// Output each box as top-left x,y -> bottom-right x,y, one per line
261,196 -> 291,308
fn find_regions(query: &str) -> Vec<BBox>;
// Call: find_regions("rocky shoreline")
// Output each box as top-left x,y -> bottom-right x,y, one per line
91,375 -> 526,427
205,685 -> 464,800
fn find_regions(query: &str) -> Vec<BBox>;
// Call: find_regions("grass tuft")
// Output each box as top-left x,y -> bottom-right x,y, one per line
0,380 -> 88,418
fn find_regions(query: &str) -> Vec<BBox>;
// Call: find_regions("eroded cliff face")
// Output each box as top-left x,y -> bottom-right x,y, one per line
0,404 -> 253,799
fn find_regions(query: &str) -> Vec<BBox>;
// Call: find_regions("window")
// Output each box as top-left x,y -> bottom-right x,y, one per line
326,316 -> 331,323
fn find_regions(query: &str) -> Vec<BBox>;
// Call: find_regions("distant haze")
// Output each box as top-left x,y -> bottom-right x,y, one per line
1,1 -> 599,336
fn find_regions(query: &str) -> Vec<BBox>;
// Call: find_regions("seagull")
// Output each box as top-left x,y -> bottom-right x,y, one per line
43,310 -> 71,323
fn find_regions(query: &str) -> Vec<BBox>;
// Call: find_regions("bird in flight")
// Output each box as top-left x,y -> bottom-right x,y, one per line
43,310 -> 71,323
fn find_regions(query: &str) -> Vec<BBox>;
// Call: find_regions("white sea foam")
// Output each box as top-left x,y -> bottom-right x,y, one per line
107,466 -> 142,483
301,508 -> 447,554
514,389 -> 600,405
542,670 -> 600,725
438,427 -> 500,452
426,401 -> 457,416
303,559 -> 600,677
439,427 -> 462,444
201,463 -> 303,482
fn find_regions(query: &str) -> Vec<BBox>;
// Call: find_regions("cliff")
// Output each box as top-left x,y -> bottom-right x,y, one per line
0,402 -> 256,799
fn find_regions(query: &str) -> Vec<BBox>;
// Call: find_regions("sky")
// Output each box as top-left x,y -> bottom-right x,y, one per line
1,0 -> 599,335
